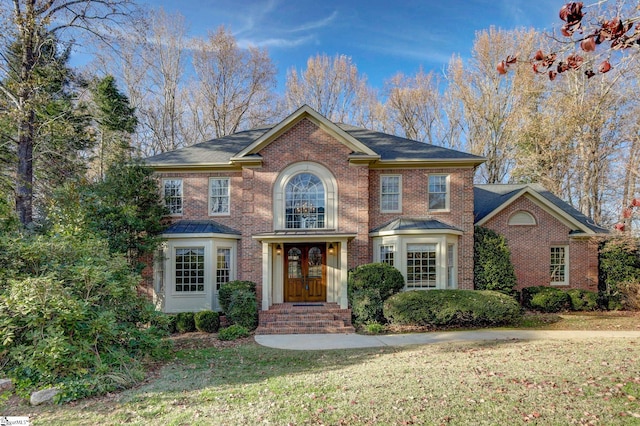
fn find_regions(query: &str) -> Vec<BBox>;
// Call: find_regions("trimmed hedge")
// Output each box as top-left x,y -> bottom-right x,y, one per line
194,310 -> 220,333
219,280 -> 256,313
218,324 -> 250,341
522,286 -> 571,313
566,289 -> 598,311
348,263 -> 405,325
383,290 -> 522,327
227,289 -> 258,330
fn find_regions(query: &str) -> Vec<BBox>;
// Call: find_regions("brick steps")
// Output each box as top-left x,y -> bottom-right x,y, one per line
256,303 -> 355,335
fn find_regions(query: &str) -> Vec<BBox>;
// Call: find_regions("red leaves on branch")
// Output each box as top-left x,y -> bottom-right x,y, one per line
615,223 -> 626,232
497,2 -> 640,79
559,2 -> 584,36
580,36 -> 596,52
598,60 -> 611,73
632,198 -> 640,207
496,55 -> 517,75
615,199 -> 640,232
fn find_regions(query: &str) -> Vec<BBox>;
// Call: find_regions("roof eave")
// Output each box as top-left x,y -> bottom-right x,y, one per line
370,158 -> 485,169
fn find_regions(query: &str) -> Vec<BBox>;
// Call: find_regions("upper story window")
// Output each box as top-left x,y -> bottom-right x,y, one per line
428,174 -> 449,211
209,177 -> 230,216
285,173 -> 325,229
163,179 -> 183,215
381,175 -> 401,212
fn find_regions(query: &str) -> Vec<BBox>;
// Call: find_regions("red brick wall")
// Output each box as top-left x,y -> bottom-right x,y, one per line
481,196 -> 598,291
154,118 -> 479,302
369,167 -> 476,289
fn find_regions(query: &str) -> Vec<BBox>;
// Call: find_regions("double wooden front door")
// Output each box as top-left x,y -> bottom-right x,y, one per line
284,243 -> 326,302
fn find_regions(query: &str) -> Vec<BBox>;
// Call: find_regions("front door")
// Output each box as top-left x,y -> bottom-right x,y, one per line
284,243 -> 326,303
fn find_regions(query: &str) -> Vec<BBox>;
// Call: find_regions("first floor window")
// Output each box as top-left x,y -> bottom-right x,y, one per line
210,178 -> 230,215
447,243 -> 456,288
428,175 -> 448,211
380,244 -> 395,266
550,246 -> 567,284
381,175 -> 401,212
216,248 -> 231,291
164,179 -> 183,215
175,247 -> 204,292
407,243 -> 437,289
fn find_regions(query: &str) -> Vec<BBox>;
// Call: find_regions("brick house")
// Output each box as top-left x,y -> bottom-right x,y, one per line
145,105 -> 607,331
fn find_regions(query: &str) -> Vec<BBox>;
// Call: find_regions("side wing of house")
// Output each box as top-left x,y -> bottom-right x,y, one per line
474,184 -> 608,291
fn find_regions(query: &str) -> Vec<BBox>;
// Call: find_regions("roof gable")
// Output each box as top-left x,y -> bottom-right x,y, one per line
231,105 -> 379,162
474,184 -> 608,235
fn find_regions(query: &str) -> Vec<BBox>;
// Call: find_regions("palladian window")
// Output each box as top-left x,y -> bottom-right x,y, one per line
285,173 -> 326,229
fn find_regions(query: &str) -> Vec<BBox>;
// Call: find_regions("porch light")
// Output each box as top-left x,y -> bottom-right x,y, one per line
328,243 -> 334,255
276,244 -> 282,255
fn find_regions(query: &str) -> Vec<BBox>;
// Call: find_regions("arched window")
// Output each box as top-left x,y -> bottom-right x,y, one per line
508,211 -> 537,226
285,173 -> 325,229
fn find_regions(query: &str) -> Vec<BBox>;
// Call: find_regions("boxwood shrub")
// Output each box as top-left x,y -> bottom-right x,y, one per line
566,289 -> 598,311
348,263 -> 405,325
175,312 -> 196,333
194,310 -> 220,333
383,290 -> 522,327
522,286 -> 571,313
227,289 -> 258,330
218,324 -> 250,341
219,280 -> 256,313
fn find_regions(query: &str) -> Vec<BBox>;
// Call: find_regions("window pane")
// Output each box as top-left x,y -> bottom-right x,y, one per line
381,176 -> 400,211
406,243 -> 437,289
285,173 -> 325,229
210,178 -> 230,214
380,245 -> 395,266
164,179 -> 183,214
428,175 -> 447,210
550,246 -> 566,283
175,247 -> 204,292
216,248 -> 231,291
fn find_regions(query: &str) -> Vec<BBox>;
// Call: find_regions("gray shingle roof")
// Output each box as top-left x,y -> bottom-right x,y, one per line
474,184 -> 609,234
338,124 -> 484,162
144,122 -> 484,166
163,220 -> 241,235
145,128 -> 270,166
371,217 -> 462,233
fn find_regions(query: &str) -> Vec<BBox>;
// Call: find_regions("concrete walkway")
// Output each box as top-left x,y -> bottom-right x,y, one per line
254,329 -> 640,350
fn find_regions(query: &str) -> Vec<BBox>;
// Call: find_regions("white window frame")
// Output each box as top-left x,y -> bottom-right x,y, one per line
550,245 -> 569,286
428,174 -> 450,212
209,177 -> 230,216
380,175 -> 402,213
174,246 -> 206,294
406,243 -> 438,289
163,178 -> 183,216
447,243 -> 457,289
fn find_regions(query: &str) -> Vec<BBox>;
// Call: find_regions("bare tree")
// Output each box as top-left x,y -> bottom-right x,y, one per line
383,69 -> 442,144
285,53 -> 373,124
448,27 -> 544,183
0,0 -> 137,226
189,26 -> 278,139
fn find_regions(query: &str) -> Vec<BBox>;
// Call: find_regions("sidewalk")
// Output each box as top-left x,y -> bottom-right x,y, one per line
254,329 -> 640,350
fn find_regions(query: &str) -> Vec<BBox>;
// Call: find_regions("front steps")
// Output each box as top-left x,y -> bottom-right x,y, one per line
256,303 -> 355,334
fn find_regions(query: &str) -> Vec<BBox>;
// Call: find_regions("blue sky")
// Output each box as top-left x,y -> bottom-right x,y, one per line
142,0 -> 563,90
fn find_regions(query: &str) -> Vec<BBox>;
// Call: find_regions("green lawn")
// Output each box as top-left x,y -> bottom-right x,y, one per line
4,335 -> 639,425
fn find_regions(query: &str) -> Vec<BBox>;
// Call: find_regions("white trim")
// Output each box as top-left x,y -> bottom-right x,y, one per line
475,186 -> 594,234
380,175 -> 402,213
232,105 -> 379,161
273,162 -> 338,230
550,245 -> 569,286
428,174 -> 450,212
508,210 -> 537,226
162,178 -> 183,216
208,177 -> 231,217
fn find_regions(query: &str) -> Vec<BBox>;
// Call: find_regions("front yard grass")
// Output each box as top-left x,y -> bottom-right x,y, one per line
2,311 -> 639,425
